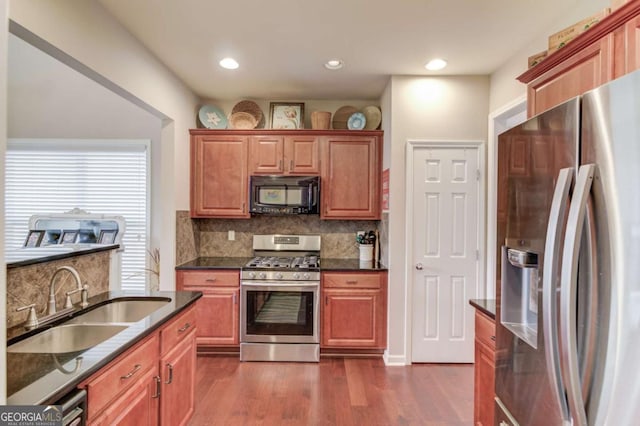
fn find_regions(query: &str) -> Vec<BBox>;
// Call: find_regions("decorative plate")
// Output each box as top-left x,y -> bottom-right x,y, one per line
362,105 -> 381,130
332,105 -> 358,129
347,112 -> 367,130
198,104 -> 227,129
231,100 -> 265,128
229,111 -> 258,129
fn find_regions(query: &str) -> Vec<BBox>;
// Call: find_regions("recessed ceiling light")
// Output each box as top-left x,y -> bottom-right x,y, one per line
324,59 -> 344,70
219,57 -> 239,70
425,58 -> 447,71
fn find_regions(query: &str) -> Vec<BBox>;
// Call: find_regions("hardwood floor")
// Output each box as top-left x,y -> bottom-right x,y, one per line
189,356 -> 473,425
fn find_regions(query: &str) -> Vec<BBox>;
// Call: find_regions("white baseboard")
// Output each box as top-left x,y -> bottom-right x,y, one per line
383,351 -> 408,366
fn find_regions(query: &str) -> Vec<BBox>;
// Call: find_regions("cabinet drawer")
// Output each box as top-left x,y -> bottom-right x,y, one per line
178,270 -> 239,288
84,333 -> 159,419
160,305 -> 196,355
322,272 -> 382,289
475,310 -> 496,350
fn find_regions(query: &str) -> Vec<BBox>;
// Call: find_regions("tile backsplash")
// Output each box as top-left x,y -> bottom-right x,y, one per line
176,210 -> 382,263
7,250 -> 111,329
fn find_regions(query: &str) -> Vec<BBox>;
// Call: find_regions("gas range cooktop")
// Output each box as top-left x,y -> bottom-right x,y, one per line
244,255 -> 319,269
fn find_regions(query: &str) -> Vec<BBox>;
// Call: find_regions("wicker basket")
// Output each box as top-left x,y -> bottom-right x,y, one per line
311,111 -> 331,130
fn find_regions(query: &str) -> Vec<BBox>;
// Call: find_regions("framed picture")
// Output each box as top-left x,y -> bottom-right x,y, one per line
269,102 -> 305,129
60,230 -> 79,244
98,229 -> 118,244
24,230 -> 45,247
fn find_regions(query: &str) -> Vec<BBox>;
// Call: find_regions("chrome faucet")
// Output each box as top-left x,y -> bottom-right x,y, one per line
48,266 -> 89,315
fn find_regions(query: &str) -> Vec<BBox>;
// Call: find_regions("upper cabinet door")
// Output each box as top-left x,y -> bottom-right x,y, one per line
284,135 -> 320,175
249,135 -> 284,174
321,135 -> 381,220
249,135 -> 319,175
625,15 -> 640,73
527,35 -> 613,117
190,134 -> 249,218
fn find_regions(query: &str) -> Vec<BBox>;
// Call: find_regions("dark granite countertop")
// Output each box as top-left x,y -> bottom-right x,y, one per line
7,290 -> 201,405
319,258 -> 388,271
176,257 -> 388,272
6,244 -> 120,269
469,299 -> 496,319
176,257 -> 251,269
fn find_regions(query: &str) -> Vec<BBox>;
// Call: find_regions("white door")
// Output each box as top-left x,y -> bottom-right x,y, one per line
411,145 -> 480,363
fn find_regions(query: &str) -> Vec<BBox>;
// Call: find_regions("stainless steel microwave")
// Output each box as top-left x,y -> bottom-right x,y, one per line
249,175 -> 319,214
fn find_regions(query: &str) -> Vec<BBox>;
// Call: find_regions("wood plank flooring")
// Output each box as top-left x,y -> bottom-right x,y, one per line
189,356 -> 473,425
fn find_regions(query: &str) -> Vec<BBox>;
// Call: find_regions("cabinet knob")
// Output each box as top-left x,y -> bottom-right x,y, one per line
415,263 -> 424,270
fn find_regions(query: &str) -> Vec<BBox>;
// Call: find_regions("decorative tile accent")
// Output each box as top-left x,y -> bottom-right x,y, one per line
7,251 -> 111,329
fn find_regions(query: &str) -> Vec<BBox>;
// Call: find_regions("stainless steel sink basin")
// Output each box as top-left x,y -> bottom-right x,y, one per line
7,324 -> 128,354
67,298 -> 170,324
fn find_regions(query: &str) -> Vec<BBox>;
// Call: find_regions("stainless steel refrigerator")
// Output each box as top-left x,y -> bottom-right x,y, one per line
495,69 -> 640,425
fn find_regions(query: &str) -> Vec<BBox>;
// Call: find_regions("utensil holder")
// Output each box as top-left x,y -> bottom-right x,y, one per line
359,244 -> 374,261
311,111 -> 331,129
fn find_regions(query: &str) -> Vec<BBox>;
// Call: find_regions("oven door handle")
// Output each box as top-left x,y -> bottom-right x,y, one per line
241,281 -> 319,292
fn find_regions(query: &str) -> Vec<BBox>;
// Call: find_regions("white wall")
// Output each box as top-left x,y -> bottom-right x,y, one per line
8,0 -> 199,290
1,0 -> 8,406
384,75 -> 490,365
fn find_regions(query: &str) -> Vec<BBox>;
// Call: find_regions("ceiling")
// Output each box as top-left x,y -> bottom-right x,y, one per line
98,0 -> 579,101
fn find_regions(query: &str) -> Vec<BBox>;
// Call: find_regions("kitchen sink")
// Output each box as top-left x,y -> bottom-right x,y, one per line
7,324 -> 128,354
66,298 -> 171,324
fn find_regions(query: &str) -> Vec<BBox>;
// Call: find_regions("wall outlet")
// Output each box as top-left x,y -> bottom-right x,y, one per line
228,230 -> 235,241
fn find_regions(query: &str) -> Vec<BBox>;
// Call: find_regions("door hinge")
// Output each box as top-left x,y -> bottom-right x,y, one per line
476,250 -> 479,261
476,169 -> 481,181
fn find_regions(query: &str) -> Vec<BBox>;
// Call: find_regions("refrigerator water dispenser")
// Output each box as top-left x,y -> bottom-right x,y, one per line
501,247 -> 539,348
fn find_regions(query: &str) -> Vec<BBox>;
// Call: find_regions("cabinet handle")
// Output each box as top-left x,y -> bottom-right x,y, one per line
289,159 -> 293,171
120,364 -> 142,380
178,323 -> 191,333
346,280 -> 358,284
325,296 -> 328,306
279,159 -> 283,170
233,293 -> 237,304
152,375 -> 161,399
165,363 -> 174,385
242,202 -> 245,213
491,335 -> 496,341
205,277 -> 217,282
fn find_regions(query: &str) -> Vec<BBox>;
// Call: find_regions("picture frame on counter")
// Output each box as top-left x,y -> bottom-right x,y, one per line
60,230 -> 79,244
24,230 -> 45,247
269,102 -> 305,129
98,229 -> 117,244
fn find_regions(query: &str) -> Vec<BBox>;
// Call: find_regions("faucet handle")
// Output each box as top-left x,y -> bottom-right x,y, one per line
64,288 -> 81,309
81,284 -> 89,308
16,304 -> 39,330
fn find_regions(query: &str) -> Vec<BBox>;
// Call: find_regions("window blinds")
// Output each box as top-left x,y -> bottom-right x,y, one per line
5,139 -> 149,291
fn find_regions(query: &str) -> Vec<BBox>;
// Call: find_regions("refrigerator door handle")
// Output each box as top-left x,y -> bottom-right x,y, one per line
542,167 -> 574,423
560,163 -> 596,426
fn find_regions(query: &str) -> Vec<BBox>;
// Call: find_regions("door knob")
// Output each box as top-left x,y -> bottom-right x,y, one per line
415,263 -> 423,270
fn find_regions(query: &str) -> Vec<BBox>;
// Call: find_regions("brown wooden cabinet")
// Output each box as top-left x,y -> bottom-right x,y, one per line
81,305 -> 197,425
321,134 -> 381,219
473,310 -> 496,426
249,135 -> 319,175
160,333 -> 196,426
176,270 -> 240,347
90,367 -> 160,426
518,1 -> 640,117
321,271 -> 387,349
526,35 -> 613,117
190,133 -> 249,218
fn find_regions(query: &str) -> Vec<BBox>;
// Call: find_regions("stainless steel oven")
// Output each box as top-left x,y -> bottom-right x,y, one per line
240,234 -> 321,362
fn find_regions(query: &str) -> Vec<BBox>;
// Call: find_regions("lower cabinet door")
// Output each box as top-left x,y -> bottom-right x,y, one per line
322,289 -> 384,348
89,367 -> 160,426
186,288 -> 239,346
474,340 -> 495,426
160,332 -> 197,426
